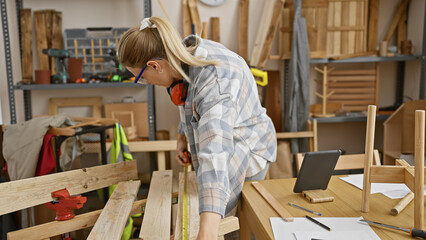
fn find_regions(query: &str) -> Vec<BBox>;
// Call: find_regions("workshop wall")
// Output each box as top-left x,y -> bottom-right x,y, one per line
0,0 -> 425,154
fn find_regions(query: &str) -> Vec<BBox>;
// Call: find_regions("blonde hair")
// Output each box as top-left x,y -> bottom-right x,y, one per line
118,16 -> 219,82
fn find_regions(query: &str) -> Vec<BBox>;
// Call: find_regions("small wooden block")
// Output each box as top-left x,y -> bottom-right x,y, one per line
302,189 -> 334,203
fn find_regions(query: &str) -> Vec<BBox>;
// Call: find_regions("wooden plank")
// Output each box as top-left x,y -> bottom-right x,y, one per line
251,181 -> 293,222
284,0 -> 328,8
201,22 -> 207,38
397,1 -> 408,53
264,71 -> 282,132
330,88 -> 375,93
367,0 -> 379,51
383,0 -> 410,42
85,140 -> 177,154
0,161 -> 137,215
88,180 -> 140,240
361,105 -> 376,212
257,0 -> 284,68
354,0 -> 364,53
51,11 -> 63,76
414,110 -> 425,229
305,8 -> 316,52
218,217 -> 239,236
328,94 -> 375,100
238,0 -> 249,61
329,69 -> 376,75
328,75 -> 376,81
276,131 -> 314,139
140,170 -> 173,240
188,0 -> 201,35
328,51 -> 376,60
327,1 -> 335,55
182,0 -> 192,37
328,100 -> 375,105
34,11 -> 50,70
332,1 -> 342,56
211,17 -> 220,43
347,1 -> 357,54
341,1 -> 349,54
279,8 -> 292,58
188,171 -> 200,239
316,7 -> 328,57
327,25 -> 365,31
20,8 -> 33,82
327,81 -> 375,87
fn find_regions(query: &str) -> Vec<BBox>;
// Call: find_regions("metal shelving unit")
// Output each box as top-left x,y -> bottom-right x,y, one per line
2,0 -> 156,140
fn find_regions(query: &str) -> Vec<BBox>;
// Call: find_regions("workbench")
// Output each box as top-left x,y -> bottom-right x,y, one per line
239,176 -> 425,240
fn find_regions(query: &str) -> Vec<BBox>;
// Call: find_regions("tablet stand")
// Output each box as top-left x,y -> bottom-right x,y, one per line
302,189 -> 334,203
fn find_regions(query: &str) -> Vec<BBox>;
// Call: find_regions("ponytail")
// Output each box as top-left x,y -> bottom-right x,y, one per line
118,16 -> 219,83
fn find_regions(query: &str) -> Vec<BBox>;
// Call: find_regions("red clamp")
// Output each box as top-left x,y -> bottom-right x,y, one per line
44,188 -> 87,221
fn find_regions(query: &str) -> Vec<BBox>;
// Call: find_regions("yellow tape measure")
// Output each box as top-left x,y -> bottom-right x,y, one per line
182,162 -> 189,240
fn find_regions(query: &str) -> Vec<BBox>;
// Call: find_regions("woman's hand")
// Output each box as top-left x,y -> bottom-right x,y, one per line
197,212 -> 221,240
176,133 -> 189,166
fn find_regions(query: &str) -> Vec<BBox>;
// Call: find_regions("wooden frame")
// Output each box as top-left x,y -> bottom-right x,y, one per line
362,105 -> 425,229
48,97 -> 103,118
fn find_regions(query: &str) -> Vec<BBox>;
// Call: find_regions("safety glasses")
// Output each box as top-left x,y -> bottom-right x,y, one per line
133,57 -> 163,85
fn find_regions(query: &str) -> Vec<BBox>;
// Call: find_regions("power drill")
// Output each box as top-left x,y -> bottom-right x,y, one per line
42,48 -> 70,84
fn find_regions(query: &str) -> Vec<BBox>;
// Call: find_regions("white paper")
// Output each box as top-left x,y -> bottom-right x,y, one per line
294,230 -> 375,240
339,174 -> 426,199
270,217 -> 380,240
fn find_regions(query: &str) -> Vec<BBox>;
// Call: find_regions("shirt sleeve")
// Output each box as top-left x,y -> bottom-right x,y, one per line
192,66 -> 236,218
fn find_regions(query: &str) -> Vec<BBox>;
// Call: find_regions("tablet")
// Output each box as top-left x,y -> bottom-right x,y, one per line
293,150 -> 342,193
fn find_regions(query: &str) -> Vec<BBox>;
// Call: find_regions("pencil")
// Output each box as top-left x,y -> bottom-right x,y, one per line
305,215 -> 332,231
288,202 -> 322,216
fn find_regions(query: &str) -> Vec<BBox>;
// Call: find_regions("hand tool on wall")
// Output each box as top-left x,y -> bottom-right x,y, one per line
360,219 -> 426,239
250,67 -> 268,106
42,48 -> 70,84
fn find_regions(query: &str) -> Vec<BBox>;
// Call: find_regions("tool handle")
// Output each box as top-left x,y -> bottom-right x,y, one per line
411,228 -> 426,239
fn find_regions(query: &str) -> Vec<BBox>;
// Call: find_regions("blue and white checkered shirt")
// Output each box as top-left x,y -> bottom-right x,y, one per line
178,36 -> 277,218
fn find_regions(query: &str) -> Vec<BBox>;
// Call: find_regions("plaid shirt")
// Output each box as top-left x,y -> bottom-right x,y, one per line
178,36 -> 277,217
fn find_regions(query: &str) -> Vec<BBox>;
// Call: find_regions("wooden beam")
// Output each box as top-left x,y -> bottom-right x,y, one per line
50,11 -> 63,76
88,180 -> 141,240
251,181 -> 293,222
211,17 -> 220,43
397,3 -> 407,53
414,110 -> 425,229
0,161 -> 138,215
20,8 -> 33,82
140,170 -> 173,240
276,131 -> 314,139
367,0 -> 379,51
188,0 -> 201,35
182,0 -> 192,37
238,0 -> 249,61
34,11 -> 50,70
362,105 -> 376,212
383,0 -> 410,42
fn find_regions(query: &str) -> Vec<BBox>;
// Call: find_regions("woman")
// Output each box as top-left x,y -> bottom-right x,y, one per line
118,16 -> 277,239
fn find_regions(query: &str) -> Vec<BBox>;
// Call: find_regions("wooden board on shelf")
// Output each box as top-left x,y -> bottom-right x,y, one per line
280,0 -> 368,59
20,8 -> 33,82
104,102 -> 149,138
238,0 -> 249,61
326,66 -> 379,112
34,10 -> 50,70
51,11 -> 63,76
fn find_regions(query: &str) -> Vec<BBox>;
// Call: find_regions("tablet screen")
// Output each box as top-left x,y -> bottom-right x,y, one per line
293,150 -> 342,193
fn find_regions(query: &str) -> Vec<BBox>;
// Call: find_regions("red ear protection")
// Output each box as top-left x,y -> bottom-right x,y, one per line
167,80 -> 188,106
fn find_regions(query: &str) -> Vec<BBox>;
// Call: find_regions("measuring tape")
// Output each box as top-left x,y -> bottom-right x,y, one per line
182,162 -> 189,240
182,150 -> 191,240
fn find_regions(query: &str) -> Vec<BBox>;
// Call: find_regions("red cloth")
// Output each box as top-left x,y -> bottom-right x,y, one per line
35,133 -> 57,176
